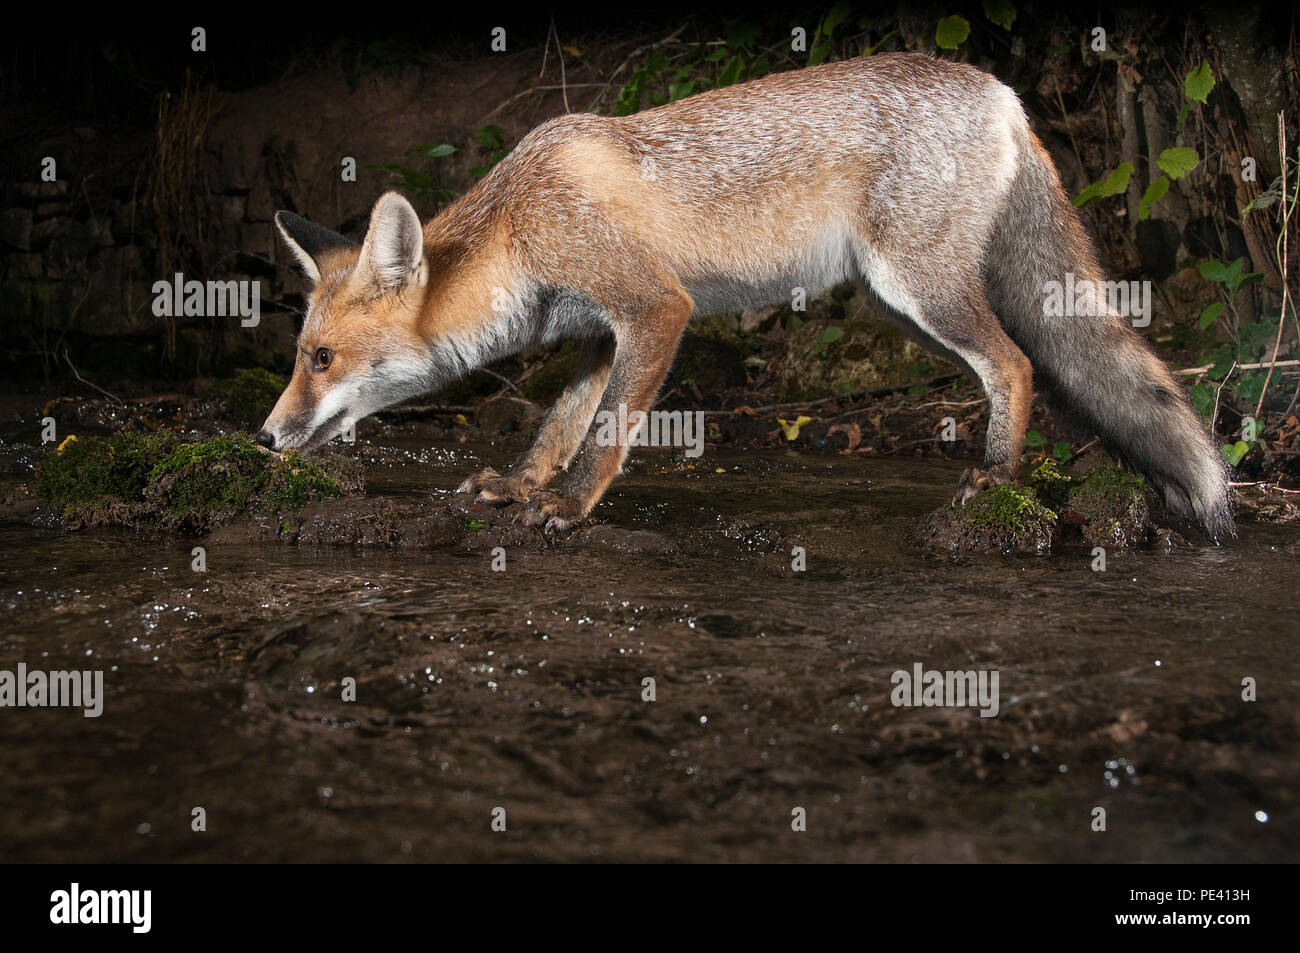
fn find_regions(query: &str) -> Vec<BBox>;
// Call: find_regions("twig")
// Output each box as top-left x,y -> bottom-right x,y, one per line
1174,359 -> 1300,376
548,16 -> 570,114
63,349 -> 125,406
1256,112 -> 1292,421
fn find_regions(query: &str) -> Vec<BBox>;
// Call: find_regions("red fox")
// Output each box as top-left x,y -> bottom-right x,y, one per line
259,52 -> 1234,540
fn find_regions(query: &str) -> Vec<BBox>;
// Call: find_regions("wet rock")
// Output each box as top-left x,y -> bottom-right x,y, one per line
913,461 -> 1162,555
912,484 -> 1057,555
580,524 -> 676,555
1056,465 -> 1154,549
38,431 -> 363,534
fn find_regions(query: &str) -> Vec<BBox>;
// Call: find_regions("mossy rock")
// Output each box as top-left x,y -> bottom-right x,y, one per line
213,368 -> 287,428
38,431 -> 363,534
913,483 -> 1058,554
1060,465 -> 1153,548
915,461 -> 1156,555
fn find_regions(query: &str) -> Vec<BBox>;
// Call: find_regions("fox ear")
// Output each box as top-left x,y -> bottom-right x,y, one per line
274,211 -> 356,284
358,192 -> 426,292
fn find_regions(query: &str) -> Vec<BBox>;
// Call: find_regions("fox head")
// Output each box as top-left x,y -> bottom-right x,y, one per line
258,192 -> 433,452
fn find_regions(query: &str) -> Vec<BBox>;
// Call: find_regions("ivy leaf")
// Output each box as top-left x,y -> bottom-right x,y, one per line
1184,61 -> 1215,104
1190,382 -> 1215,421
1138,176 -> 1170,220
1051,441 -> 1072,462
936,15 -> 971,50
1198,301 -> 1224,329
1236,371 -> 1267,408
1023,429 -> 1047,448
1157,147 -> 1198,180
983,0 -> 1017,30
1220,441 -> 1249,466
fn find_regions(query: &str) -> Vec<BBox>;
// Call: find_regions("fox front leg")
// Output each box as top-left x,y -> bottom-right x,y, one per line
458,335 -> 616,503
519,290 -> 693,532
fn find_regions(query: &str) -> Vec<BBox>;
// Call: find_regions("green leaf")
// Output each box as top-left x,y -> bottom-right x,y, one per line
1198,301 -> 1224,329
1051,441 -> 1072,462
983,0 -> 1017,30
1072,162 -> 1134,207
426,144 -> 457,158
1156,147 -> 1198,180
467,519 -> 488,530
718,56 -> 744,87
668,78 -> 696,100
1244,191 -> 1278,212
1220,441 -> 1249,466
1197,260 -> 1230,284
726,20 -> 761,48
935,15 -> 971,50
807,40 -> 832,66
786,314 -> 804,333
1236,371 -> 1267,407
820,326 -> 845,344
821,2 -> 851,36
1184,61 -> 1215,104
476,125 -> 507,150
1023,429 -> 1047,448
1138,176 -> 1170,220
1190,382 -> 1215,420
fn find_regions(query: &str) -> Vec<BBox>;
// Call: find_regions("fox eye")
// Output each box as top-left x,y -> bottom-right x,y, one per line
313,347 -> 334,370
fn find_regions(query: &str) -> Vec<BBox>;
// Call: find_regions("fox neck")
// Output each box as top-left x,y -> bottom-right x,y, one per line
413,204 -> 533,392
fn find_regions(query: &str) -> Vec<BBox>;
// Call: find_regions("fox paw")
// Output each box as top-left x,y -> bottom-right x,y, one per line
456,467 -> 536,505
517,490 -> 587,533
953,466 -> 1010,505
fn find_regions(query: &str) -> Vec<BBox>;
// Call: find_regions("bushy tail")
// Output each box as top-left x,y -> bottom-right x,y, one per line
984,125 -> 1235,541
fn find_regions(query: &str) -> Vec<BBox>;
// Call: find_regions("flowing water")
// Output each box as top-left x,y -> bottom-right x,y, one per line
1,437 -> 1296,862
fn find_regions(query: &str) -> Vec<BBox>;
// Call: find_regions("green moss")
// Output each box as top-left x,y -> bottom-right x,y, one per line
968,483 -> 1058,530
1064,466 -> 1151,547
37,431 -> 173,520
1029,457 -> 1072,510
214,368 -> 287,428
39,431 -> 362,533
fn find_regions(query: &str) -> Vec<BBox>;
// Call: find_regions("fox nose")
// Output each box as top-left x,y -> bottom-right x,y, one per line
255,430 -> 276,450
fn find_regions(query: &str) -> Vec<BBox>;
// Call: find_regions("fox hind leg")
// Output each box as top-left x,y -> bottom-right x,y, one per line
859,256 -> 1034,504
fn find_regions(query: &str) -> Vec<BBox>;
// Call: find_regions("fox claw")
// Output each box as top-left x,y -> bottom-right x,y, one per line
517,490 -> 586,533
953,466 -> 1009,505
458,467 -> 536,504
